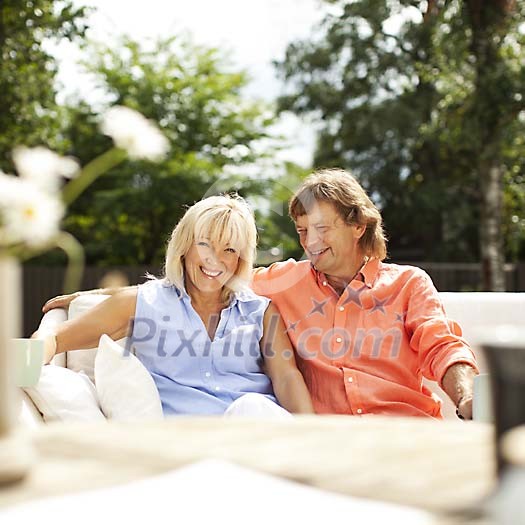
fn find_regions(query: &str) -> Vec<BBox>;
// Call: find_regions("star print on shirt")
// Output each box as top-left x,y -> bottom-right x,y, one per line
286,320 -> 300,333
341,284 -> 368,308
306,298 -> 329,318
370,295 -> 390,315
395,311 -> 408,323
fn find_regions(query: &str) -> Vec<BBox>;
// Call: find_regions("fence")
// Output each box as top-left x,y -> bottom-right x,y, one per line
397,262 -> 525,293
23,265 -> 160,337
22,262 -> 525,337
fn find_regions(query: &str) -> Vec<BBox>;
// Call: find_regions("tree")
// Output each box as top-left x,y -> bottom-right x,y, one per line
462,0 -> 524,289
60,36 -> 276,266
0,0 -> 88,171
254,162 -> 310,263
277,0 -> 525,289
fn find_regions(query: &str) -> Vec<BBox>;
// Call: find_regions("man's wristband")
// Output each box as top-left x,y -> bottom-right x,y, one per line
455,396 -> 466,420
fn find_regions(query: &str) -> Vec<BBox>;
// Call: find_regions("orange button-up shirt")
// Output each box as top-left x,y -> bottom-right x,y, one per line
252,258 -> 478,418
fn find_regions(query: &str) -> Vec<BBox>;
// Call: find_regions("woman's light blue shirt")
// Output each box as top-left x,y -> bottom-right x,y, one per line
131,279 -> 277,415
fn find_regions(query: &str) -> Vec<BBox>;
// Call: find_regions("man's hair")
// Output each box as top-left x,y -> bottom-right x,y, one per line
289,168 -> 387,260
164,194 -> 257,302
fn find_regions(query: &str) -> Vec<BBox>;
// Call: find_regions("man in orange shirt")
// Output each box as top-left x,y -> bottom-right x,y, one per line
251,168 -> 478,418
43,168 -> 478,418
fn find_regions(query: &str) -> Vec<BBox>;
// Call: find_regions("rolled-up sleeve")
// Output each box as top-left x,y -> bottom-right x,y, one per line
405,270 -> 478,385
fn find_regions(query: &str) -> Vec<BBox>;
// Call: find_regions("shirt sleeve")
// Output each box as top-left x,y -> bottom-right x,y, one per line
251,265 -> 273,297
251,259 -> 310,299
404,269 -> 479,386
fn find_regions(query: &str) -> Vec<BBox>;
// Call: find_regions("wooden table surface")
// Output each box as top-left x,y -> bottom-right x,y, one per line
0,416 -> 496,520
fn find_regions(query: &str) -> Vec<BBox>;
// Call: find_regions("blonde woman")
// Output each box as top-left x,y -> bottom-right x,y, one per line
38,195 -> 314,416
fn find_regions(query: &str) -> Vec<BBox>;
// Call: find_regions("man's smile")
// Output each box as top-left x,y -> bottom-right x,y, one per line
308,247 -> 329,259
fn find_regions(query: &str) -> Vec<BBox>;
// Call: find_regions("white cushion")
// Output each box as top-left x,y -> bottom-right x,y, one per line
67,294 -> 128,382
17,391 -> 44,427
439,292 -> 525,372
23,366 -> 106,423
95,334 -> 163,421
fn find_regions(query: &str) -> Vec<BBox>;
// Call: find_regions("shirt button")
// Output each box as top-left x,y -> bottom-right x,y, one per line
348,377 -> 353,383
356,408 -> 363,414
215,386 -> 221,392
339,306 -> 344,312
205,372 -> 211,378
336,337 -> 342,343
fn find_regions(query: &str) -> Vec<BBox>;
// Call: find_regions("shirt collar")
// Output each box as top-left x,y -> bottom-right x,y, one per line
361,257 -> 380,287
313,257 -> 380,290
172,280 -> 257,307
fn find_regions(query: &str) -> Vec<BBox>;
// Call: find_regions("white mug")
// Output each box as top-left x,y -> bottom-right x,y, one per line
11,338 -> 44,387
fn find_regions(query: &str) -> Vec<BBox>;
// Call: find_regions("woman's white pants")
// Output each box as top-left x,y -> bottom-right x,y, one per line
224,393 -> 292,419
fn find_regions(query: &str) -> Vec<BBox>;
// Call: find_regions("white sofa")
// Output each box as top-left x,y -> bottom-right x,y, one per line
18,292 -> 525,424
428,292 -> 525,417
18,294 -> 163,426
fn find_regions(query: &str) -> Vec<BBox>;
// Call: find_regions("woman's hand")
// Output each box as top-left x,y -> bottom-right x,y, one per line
39,289 -> 137,359
261,303 -> 315,414
31,329 -> 57,364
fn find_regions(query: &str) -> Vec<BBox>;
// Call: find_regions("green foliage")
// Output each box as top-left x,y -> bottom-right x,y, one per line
62,36 -> 277,266
277,0 -> 525,263
502,119 -> 525,260
254,162 -> 310,263
0,0 -> 88,171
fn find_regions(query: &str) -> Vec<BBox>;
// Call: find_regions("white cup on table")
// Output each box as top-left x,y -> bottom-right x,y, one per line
11,338 -> 44,387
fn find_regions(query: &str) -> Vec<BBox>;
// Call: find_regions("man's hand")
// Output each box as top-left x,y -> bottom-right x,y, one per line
42,292 -> 82,313
442,363 -> 478,420
42,285 -> 137,313
456,395 -> 473,420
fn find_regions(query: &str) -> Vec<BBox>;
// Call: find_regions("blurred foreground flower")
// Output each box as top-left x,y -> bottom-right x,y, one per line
100,106 -> 170,161
0,173 -> 64,247
12,146 -> 80,193
0,106 -> 169,291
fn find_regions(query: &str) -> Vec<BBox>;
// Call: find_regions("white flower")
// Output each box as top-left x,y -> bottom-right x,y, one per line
12,146 -> 80,193
0,173 -> 64,247
0,171 -> 18,205
100,106 -> 170,161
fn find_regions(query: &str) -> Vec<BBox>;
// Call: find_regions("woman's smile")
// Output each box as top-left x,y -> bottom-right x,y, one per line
200,266 -> 223,278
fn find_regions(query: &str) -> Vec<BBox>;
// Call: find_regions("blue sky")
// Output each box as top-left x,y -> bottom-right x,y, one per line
52,0 -> 328,167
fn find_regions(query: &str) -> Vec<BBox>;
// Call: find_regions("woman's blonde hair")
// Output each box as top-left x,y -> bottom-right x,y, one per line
289,168 -> 388,260
164,194 -> 257,302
